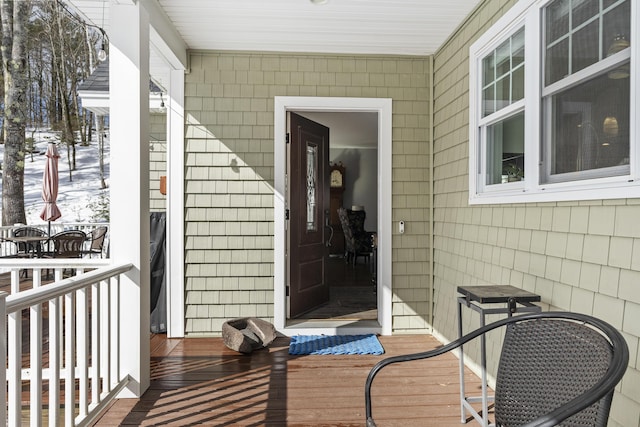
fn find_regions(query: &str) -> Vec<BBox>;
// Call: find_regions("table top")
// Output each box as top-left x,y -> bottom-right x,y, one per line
457,285 -> 541,304
2,235 -> 49,243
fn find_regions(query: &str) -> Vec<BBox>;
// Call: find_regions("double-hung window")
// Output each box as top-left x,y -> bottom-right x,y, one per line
469,0 -> 636,204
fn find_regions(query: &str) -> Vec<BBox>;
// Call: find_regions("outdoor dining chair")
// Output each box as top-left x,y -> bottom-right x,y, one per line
82,225 -> 108,258
365,311 -> 629,427
47,230 -> 87,258
43,230 -> 87,277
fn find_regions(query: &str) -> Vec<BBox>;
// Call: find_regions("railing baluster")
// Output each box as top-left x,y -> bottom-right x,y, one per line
31,270 -> 43,427
48,295 -> 60,427
91,281 -> 101,406
102,279 -> 112,393
0,292 -> 7,425
77,281 -> 89,419
8,308 -> 21,425
65,291 -> 76,426
112,276 -> 120,389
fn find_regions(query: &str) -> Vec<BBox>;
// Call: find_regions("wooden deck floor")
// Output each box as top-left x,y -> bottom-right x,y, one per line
93,334 -> 489,426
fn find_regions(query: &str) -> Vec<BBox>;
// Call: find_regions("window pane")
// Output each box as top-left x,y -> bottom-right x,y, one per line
544,71 -> 629,179
483,54 -> 495,86
483,85 -> 495,116
573,20 -> 599,73
546,38 -> 569,84
572,0 -> 598,28
306,144 -> 318,231
512,65 -> 524,101
602,1 -> 631,58
496,76 -> 510,110
512,29 -> 525,67
496,39 -> 511,77
482,28 -> 525,118
486,112 -> 525,185
546,0 -> 570,43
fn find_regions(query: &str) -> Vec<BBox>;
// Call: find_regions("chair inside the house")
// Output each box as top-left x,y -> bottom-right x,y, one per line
82,225 -> 108,258
365,311 -> 629,427
47,230 -> 87,258
337,207 -> 374,265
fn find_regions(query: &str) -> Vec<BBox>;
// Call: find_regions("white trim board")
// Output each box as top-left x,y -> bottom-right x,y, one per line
274,96 -> 393,336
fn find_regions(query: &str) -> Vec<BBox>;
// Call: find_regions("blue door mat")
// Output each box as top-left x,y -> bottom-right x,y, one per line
288,334 -> 384,355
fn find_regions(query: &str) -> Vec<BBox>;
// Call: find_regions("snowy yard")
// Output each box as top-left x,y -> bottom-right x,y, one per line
0,129 -> 110,226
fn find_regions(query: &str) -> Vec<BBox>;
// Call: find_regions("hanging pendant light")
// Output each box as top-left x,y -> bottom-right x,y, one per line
603,116 -> 619,137
97,41 -> 107,62
607,35 -> 630,79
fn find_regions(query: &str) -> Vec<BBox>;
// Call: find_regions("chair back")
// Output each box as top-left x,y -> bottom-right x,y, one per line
89,226 -> 108,252
13,227 -> 47,238
50,230 -> 86,258
337,207 -> 356,253
364,312 -> 628,427
494,315 -> 627,427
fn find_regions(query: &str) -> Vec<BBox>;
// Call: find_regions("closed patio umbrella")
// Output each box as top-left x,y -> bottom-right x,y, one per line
40,142 -> 62,235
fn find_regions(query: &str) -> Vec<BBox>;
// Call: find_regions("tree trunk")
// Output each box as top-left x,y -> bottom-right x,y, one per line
49,1 -> 75,178
1,0 -> 30,226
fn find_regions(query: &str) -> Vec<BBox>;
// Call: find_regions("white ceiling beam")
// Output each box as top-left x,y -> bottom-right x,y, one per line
141,0 -> 188,70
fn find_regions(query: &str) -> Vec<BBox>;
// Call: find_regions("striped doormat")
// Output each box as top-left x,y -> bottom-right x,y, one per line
288,334 -> 384,355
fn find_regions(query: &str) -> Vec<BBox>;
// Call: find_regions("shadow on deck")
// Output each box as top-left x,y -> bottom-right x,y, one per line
93,334 -> 489,426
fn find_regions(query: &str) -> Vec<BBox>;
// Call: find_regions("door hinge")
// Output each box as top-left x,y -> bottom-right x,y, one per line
286,285 -> 290,296
285,209 -> 290,220
286,133 -> 290,144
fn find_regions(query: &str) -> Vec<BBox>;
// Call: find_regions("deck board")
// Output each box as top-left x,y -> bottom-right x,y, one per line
93,334 -> 489,426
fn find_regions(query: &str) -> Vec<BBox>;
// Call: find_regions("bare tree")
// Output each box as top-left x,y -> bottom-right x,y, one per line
1,0 -> 31,225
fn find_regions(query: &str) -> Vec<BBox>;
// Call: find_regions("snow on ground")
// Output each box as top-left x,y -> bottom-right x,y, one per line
0,129 -> 110,226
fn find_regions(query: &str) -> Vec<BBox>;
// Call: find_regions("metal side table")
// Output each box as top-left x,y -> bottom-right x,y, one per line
457,285 -> 541,426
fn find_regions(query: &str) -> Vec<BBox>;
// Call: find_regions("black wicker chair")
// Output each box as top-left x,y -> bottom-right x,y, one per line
365,312 -> 629,427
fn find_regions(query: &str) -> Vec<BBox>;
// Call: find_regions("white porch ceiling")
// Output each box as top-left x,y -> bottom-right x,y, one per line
68,0 -> 483,148
68,0 -> 482,57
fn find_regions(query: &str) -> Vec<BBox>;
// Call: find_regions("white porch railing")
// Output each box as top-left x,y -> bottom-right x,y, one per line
0,260 -> 134,426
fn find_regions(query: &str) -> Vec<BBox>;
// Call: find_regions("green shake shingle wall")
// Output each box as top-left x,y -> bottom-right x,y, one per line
150,112 -> 167,212
184,52 -> 432,336
432,1 -> 640,425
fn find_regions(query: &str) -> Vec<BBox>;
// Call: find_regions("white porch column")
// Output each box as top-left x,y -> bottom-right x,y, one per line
109,0 -> 151,397
167,68 -> 185,338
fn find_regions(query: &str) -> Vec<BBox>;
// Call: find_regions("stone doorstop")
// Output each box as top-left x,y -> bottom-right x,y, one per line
222,317 -> 277,354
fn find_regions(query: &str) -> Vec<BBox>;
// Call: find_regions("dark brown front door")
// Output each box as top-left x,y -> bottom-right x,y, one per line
288,112 -> 330,318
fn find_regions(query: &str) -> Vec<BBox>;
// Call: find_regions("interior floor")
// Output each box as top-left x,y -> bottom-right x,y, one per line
296,255 -> 377,320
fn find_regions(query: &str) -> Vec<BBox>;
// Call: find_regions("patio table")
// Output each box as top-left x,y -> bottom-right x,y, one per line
456,285 -> 541,427
1,235 -> 50,258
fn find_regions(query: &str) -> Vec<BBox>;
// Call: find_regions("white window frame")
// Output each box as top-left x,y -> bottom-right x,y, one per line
469,0 -> 640,204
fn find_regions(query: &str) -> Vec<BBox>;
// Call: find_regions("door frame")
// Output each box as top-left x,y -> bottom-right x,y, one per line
274,97 -> 393,336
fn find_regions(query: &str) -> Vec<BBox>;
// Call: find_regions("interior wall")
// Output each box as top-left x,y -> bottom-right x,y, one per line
330,147 -> 378,231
